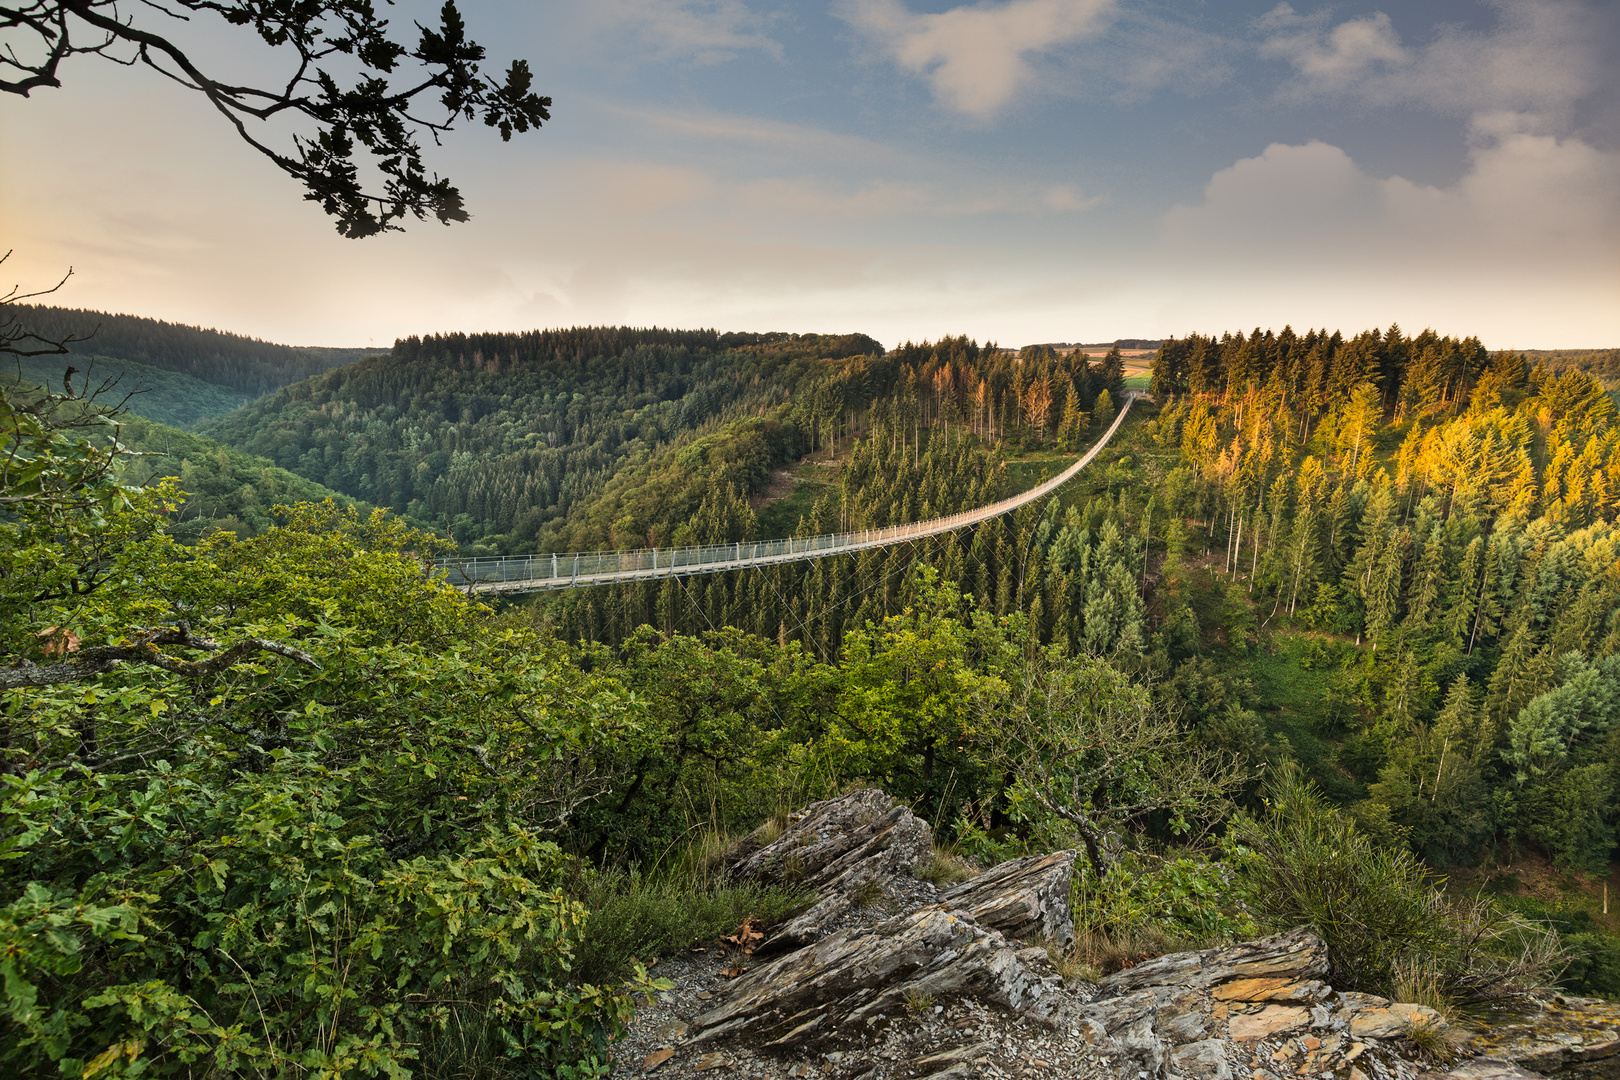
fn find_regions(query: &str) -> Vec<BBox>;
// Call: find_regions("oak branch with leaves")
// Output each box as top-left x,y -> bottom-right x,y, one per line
983,647 -> 1249,879
0,0 -> 550,237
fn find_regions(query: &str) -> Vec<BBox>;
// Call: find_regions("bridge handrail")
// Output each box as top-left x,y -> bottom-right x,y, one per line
433,392 -> 1139,589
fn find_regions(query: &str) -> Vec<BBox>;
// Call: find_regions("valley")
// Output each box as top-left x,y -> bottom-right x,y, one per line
5,309 -> 1620,1079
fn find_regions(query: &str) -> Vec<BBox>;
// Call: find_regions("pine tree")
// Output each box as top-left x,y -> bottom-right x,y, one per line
1092,388 -> 1115,432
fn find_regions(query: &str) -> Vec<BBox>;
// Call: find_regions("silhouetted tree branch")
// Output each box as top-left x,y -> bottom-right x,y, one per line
0,1 -> 551,237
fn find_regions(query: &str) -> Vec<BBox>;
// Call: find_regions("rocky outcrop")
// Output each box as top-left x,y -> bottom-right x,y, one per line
1458,995 -> 1620,1079
725,789 -> 933,953
1097,925 -> 1329,995
1075,928 -> 1453,1079
936,849 -> 1077,945
687,905 -> 1066,1049
616,790 -> 1620,1080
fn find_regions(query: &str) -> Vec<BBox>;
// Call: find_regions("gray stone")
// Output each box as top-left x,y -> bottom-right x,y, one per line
915,1066 -> 976,1080
686,906 -> 1062,1049
912,1042 -> 994,1069
1171,1039 -> 1234,1080
724,789 -> 932,953
938,850 -> 1078,945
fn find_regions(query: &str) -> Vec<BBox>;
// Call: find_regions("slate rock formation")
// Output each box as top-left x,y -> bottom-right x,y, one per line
936,849 -> 1077,944
687,904 -> 1066,1049
725,788 -> 934,954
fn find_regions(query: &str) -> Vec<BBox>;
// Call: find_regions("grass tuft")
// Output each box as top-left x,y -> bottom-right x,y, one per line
1402,1014 -> 1461,1066
852,874 -> 888,909
1044,942 -> 1103,984
902,988 -> 937,1014
571,830 -> 812,985
1071,925 -> 1200,976
917,844 -> 976,887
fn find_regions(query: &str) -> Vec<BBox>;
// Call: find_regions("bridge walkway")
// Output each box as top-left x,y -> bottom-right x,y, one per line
435,391 -> 1141,594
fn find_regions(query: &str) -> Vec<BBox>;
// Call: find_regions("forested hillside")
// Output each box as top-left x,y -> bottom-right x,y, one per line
528,324 -> 1620,884
13,351 -> 255,427
13,305 -> 367,395
5,317 -> 1618,1079
199,327 -> 1130,554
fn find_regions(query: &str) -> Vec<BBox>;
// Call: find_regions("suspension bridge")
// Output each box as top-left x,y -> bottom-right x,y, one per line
434,391 -> 1142,594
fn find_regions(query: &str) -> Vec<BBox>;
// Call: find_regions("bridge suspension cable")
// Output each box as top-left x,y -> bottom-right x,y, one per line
435,391 -> 1141,594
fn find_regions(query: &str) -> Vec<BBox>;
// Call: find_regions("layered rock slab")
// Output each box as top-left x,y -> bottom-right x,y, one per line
1460,995 -> 1620,1079
725,789 -> 933,953
936,849 -> 1077,945
687,905 -> 1066,1050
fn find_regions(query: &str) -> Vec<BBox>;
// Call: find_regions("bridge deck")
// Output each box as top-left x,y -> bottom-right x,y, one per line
436,392 -> 1140,593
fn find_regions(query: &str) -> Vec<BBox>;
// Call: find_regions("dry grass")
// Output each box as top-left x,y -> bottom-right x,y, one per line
1401,1014 -> 1463,1066
852,874 -> 888,909
1044,942 -> 1104,984
1393,957 -> 1457,1023
1071,926 -> 1197,976
752,813 -> 789,847
917,844 -> 976,887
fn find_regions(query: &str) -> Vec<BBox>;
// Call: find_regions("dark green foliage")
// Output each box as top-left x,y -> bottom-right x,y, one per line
1,443 -> 657,1075
118,413 -> 369,540
200,328 -> 887,553
13,305 -> 365,395
12,352 -> 253,426
1229,771 -> 1559,1003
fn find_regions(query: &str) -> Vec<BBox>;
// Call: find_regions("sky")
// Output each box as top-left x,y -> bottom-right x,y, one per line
3,0 -> 1618,349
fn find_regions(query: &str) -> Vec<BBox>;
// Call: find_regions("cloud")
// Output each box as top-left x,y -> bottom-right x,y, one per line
1255,0 -> 1601,124
1162,122 -> 1620,289
1257,7 -> 1406,91
836,0 -> 1115,117
586,0 -> 781,63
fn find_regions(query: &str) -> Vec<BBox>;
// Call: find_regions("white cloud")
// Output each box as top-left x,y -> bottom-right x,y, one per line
1157,124 -> 1620,342
1255,0 -> 1601,125
836,0 -> 1115,117
1257,7 -> 1406,91
586,0 -> 781,63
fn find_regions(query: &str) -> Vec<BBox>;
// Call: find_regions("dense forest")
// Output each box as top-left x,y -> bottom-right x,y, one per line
4,314 -> 1618,1078
196,328 -> 1130,554
12,305 -> 367,395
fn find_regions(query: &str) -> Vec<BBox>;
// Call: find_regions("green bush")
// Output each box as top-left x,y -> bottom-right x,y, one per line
0,415 -> 659,1079
1,756 -> 658,1079
1072,852 -> 1257,945
1227,768 -> 1563,1004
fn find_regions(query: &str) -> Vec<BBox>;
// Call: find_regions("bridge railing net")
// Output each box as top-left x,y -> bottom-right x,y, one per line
433,392 -> 1137,588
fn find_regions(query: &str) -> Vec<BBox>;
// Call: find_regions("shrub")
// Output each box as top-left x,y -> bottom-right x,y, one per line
0,760 -> 657,1078
1227,768 -> 1564,1005
1071,851 -> 1256,946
